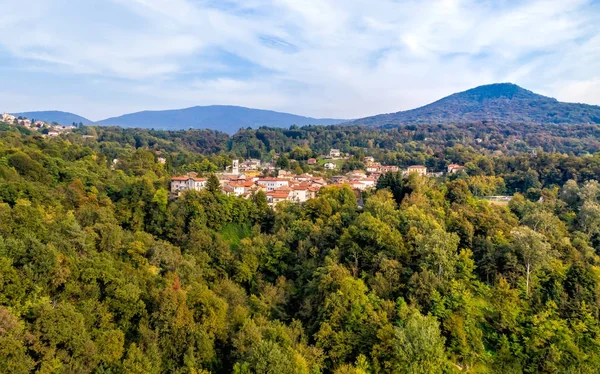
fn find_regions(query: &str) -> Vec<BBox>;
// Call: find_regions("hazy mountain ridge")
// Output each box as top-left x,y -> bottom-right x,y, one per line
97,105 -> 347,133
11,111 -> 93,125
351,83 -> 600,126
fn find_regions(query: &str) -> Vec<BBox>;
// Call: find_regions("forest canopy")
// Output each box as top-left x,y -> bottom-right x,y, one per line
1,121 -> 600,373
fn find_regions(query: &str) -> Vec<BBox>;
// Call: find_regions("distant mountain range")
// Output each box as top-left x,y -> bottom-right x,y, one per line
10,83 -> 600,132
350,83 -> 600,126
96,105 -> 346,133
11,106 -> 346,134
12,111 -> 93,125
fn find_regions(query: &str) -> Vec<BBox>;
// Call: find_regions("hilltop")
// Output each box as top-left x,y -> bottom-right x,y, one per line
352,83 -> 600,126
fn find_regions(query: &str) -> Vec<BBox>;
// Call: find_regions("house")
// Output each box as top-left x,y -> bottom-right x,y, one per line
366,163 -> 380,173
240,159 -> 261,171
447,164 -> 465,174
365,163 -> 399,174
346,170 -> 367,179
329,149 -> 341,158
1,113 -> 16,122
289,183 -> 314,203
330,175 -> 347,184
406,165 -> 427,176
256,177 -> 289,191
157,157 -> 166,164
310,177 -> 327,187
348,180 -> 368,191
363,156 -> 375,163
293,173 -> 313,182
222,181 -> 249,196
379,165 -> 400,173
278,169 -> 294,179
170,176 -> 208,193
360,177 -> 377,189
266,187 -> 292,206
324,162 -> 337,170
307,158 -> 317,165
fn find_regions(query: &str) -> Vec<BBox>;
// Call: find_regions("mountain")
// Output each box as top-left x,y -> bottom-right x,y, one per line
351,83 -> 600,127
97,105 -> 346,133
11,111 -> 93,125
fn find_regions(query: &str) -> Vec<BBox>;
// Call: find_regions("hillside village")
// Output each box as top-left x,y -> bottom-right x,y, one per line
1,112 -> 76,136
171,151 -> 467,206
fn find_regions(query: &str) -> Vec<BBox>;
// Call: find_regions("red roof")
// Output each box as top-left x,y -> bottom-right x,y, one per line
267,191 -> 290,199
228,181 -> 254,188
171,176 -> 189,181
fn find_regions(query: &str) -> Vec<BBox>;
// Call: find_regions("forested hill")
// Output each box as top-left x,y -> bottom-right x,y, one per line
1,121 -> 600,372
12,110 -> 93,125
351,83 -> 600,127
97,105 -> 346,133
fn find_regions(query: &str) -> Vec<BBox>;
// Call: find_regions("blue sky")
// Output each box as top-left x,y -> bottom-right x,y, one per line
1,0 -> 599,120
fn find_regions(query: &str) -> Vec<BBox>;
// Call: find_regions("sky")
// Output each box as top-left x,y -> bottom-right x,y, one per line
1,0 -> 599,120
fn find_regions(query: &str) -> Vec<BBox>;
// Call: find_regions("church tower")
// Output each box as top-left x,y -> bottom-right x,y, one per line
232,159 -> 239,175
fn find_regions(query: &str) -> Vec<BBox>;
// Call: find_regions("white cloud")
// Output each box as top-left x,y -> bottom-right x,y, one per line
0,0 -> 598,119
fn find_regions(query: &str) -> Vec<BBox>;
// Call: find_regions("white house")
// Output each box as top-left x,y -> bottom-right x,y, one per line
329,149 -> 341,158
289,183 -> 318,203
223,181 -> 256,196
257,177 -> 289,191
170,176 -> 207,193
447,164 -> 465,173
324,162 -> 337,170
360,178 -> 376,189
406,165 -> 427,176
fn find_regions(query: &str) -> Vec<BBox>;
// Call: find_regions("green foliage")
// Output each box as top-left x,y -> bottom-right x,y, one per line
0,124 -> 600,373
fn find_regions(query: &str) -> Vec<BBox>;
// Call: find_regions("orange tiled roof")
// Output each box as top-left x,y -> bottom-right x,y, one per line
267,191 -> 291,198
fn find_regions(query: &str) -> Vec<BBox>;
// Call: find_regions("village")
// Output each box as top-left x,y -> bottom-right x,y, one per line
170,148 -> 467,206
1,112 -> 76,137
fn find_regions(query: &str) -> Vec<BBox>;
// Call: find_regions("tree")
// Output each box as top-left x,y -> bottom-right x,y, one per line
446,179 -> 471,204
373,308 -> 449,373
511,226 -> 553,296
376,171 -> 405,204
206,174 -> 221,194
276,154 -> 290,169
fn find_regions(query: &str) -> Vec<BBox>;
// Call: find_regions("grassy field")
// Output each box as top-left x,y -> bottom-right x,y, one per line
317,158 -> 345,168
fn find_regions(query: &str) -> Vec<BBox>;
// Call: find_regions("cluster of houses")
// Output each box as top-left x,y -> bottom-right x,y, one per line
170,154 -> 467,207
1,113 -> 75,136
170,171 -> 323,206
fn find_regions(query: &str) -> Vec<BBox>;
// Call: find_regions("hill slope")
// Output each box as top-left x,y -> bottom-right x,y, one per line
12,111 -> 93,125
352,83 -> 600,126
97,105 -> 346,133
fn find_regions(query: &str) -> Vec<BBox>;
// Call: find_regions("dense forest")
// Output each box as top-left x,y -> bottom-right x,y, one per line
351,83 -> 600,127
1,120 -> 600,373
